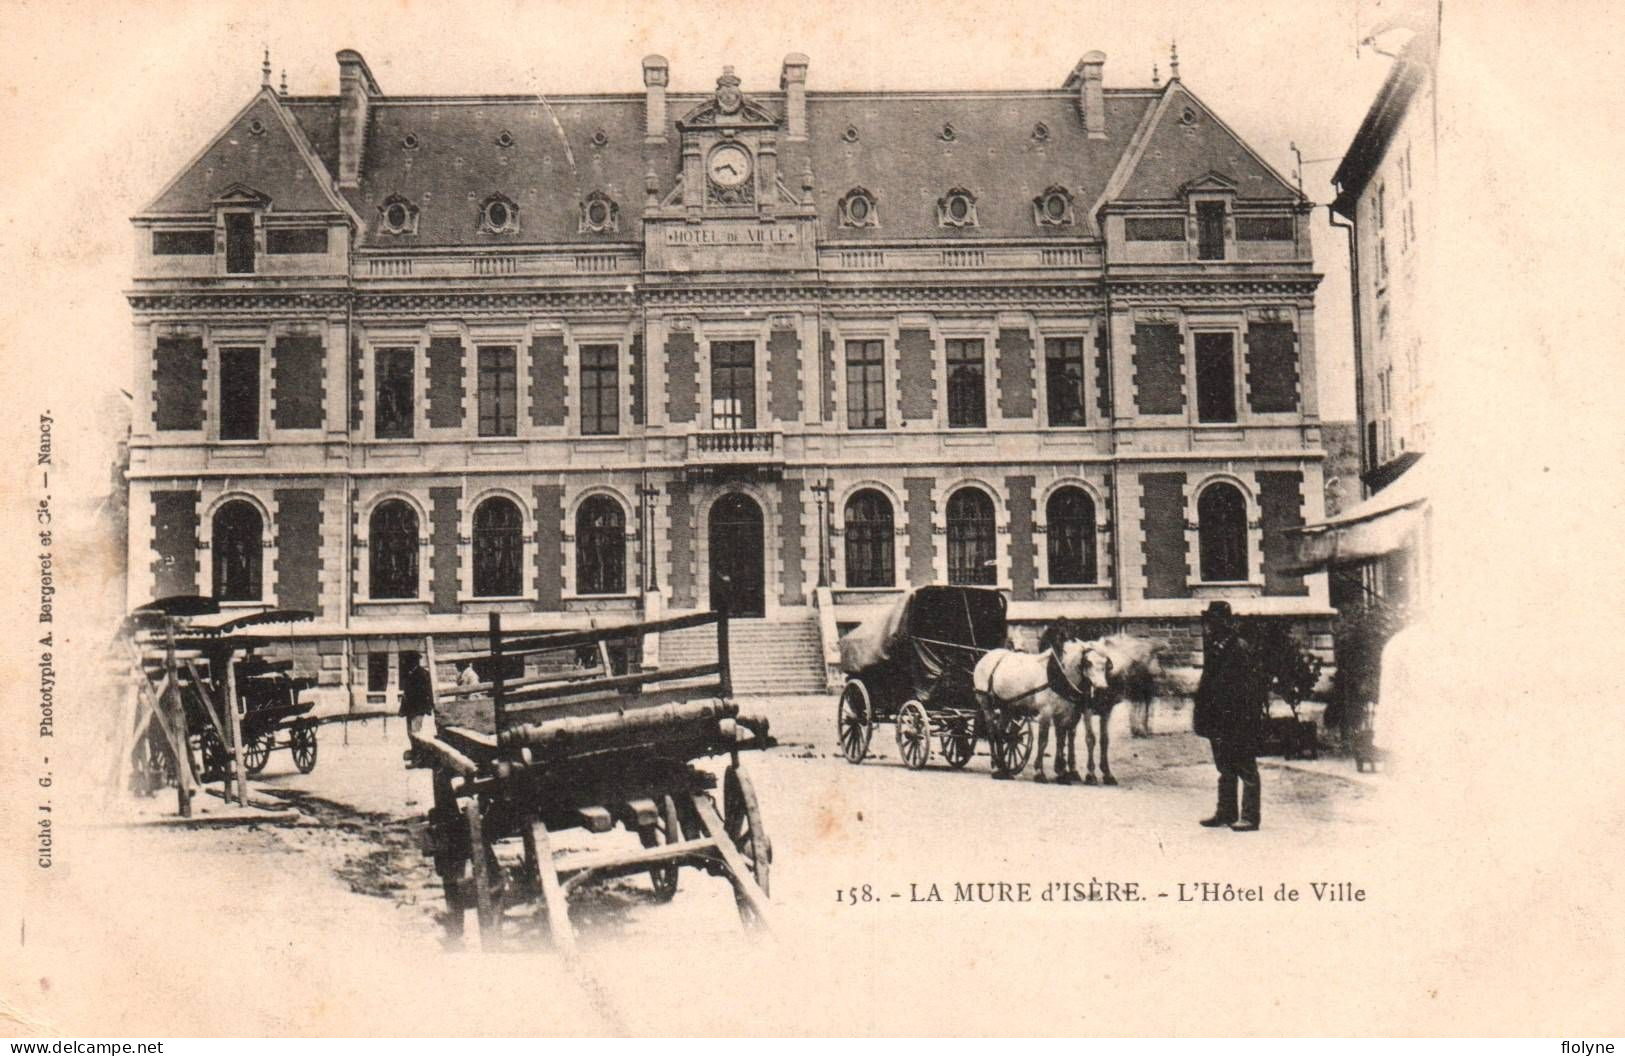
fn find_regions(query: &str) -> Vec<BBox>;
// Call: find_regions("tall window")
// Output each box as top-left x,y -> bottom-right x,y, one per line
1196,202 -> 1226,260
369,500 -> 419,599
477,346 -> 517,437
580,344 -> 619,436
1194,332 -> 1238,423
211,501 -> 263,601
472,497 -> 524,597
219,347 -> 260,440
710,341 -> 756,431
1045,337 -> 1087,426
1046,487 -> 1097,585
946,487 -> 996,585
375,347 -> 415,439
224,213 -> 255,274
946,338 -> 986,428
843,489 -> 895,588
1197,483 -> 1248,582
845,339 -> 886,430
576,496 -> 626,595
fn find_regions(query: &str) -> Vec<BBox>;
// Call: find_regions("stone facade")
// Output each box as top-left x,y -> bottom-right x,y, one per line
127,48 -> 1332,702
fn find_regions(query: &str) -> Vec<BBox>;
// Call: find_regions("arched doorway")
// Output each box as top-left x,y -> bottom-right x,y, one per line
708,492 -> 765,617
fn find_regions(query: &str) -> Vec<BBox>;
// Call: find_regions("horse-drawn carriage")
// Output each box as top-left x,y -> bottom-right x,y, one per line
836,586 -> 1035,774
410,610 -> 775,949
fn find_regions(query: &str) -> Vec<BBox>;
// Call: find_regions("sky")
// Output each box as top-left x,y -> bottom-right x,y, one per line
0,0 -> 1399,503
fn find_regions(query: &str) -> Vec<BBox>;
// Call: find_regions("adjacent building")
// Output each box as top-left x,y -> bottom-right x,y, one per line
127,48 -> 1330,703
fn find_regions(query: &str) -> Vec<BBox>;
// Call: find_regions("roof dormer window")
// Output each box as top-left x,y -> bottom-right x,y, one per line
479,193 -> 519,234
839,187 -> 878,228
579,191 -> 619,234
1034,186 -> 1074,227
379,194 -> 419,236
938,188 -> 978,228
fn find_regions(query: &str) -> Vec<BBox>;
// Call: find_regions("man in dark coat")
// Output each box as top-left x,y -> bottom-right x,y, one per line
399,649 -> 434,757
1193,601 -> 1267,831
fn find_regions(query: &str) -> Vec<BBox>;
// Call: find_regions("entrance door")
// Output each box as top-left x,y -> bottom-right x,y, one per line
708,492 -> 765,617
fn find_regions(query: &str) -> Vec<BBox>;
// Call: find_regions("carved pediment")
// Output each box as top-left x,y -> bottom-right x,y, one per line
1179,170 -> 1239,196
677,67 -> 780,130
213,182 -> 273,208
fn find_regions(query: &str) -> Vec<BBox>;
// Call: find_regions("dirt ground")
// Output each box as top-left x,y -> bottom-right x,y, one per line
18,696 -> 1393,1036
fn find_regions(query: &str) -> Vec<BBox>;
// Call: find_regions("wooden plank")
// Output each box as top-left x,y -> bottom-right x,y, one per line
409,732 -> 480,778
439,610 -> 721,664
436,666 -> 609,702
223,657 -> 249,806
555,835 -> 719,893
528,819 -> 577,954
488,613 -> 506,734
576,806 -> 614,833
691,793 -> 775,930
501,663 -> 721,707
500,698 -> 736,750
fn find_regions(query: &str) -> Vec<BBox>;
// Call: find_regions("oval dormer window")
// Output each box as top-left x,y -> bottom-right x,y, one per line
849,195 -> 869,223
947,193 -> 971,222
1043,192 -> 1067,221
480,194 -> 518,234
586,198 -> 611,227
486,200 -> 510,229
385,203 -> 409,230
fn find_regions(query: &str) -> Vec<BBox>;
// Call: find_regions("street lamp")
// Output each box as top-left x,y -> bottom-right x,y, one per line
636,484 -> 661,592
810,478 -> 833,588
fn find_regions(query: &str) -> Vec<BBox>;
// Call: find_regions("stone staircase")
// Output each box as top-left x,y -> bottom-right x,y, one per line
660,615 -> 828,697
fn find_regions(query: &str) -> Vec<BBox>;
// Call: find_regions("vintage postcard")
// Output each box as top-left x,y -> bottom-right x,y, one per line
1,0 -> 1620,1038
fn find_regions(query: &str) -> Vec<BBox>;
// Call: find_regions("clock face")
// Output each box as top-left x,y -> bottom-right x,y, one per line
708,145 -> 752,189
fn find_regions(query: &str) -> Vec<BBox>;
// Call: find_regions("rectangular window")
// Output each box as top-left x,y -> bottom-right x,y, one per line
152,229 -> 214,255
1236,216 -> 1294,241
579,344 -> 620,436
375,347 -> 416,439
1126,216 -> 1186,241
1045,337 -> 1087,426
710,341 -> 757,431
224,213 -> 255,274
266,227 -> 329,254
1196,203 -> 1226,260
218,347 -> 260,440
1366,421 -> 1379,468
367,653 -> 390,694
844,339 -> 886,429
1374,184 -> 1389,286
477,346 -> 517,437
1194,332 -> 1237,423
946,338 -> 986,428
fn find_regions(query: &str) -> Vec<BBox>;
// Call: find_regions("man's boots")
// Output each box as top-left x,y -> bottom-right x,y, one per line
1231,776 -> 1261,832
1199,774 -> 1238,827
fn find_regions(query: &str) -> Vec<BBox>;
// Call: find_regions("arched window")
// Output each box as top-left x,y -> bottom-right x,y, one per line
369,500 -> 419,599
1198,482 -> 1249,582
843,489 -> 895,588
946,488 -> 996,585
1046,487 -> 1097,585
472,497 -> 524,597
576,496 -> 626,595
211,501 -> 263,601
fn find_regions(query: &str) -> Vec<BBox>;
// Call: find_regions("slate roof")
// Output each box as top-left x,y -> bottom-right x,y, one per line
143,65 -> 1302,246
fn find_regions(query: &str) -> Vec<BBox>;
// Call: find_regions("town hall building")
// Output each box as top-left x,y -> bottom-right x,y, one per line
127,47 -> 1330,702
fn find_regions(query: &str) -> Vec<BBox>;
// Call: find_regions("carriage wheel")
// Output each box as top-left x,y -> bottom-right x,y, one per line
838,681 -> 874,764
723,766 -> 771,906
638,794 -> 683,902
940,719 -> 976,769
991,714 -> 1035,776
199,725 -> 228,781
243,731 -> 272,775
290,722 -> 318,773
895,700 -> 932,770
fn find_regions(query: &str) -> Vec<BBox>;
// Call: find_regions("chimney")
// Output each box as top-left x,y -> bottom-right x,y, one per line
643,55 -> 669,142
336,50 -> 381,190
1075,51 -> 1106,140
781,53 -> 809,141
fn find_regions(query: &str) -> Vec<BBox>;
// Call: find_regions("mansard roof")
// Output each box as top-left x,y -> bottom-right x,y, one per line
143,56 -> 1304,246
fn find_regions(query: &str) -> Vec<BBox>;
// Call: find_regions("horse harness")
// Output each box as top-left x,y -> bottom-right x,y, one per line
984,646 -> 1092,708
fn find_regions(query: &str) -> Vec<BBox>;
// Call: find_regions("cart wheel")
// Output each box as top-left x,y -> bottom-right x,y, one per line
199,725 -> 228,780
940,719 -> 976,769
896,700 -> 932,770
243,731 -> 272,775
638,794 -> 682,902
991,714 -> 1035,776
464,798 -> 502,945
723,766 -> 771,901
838,681 -> 874,764
290,722 -> 318,773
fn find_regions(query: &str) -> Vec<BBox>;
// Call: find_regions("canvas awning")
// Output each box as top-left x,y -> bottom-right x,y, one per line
1284,458 -> 1429,574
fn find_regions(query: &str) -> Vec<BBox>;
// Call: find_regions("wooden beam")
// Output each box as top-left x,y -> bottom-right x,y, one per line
556,835 -> 720,893
575,806 -> 614,833
499,698 -> 736,750
691,793 -> 775,930
409,732 -> 480,778
499,662 -> 721,707
223,657 -> 249,806
438,610 -> 721,664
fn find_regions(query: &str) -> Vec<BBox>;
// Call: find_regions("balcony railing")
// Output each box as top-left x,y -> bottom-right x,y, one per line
687,430 -> 783,462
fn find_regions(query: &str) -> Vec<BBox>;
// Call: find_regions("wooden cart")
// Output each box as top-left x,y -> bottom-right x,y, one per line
411,610 -> 775,950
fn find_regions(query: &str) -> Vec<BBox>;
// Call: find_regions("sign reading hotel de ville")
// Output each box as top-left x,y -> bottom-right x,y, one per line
647,218 -> 817,272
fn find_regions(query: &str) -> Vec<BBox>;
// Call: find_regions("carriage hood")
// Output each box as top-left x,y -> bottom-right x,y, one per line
838,586 -> 1007,676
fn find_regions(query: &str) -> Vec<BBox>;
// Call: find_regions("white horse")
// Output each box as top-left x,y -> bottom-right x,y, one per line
972,629 -> 1111,782
1072,633 -> 1166,785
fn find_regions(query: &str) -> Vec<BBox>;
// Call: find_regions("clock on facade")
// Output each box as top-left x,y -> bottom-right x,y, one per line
707,144 -> 752,189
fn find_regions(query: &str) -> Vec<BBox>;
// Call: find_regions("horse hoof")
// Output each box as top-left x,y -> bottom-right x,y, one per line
1102,774 -> 1118,787
1083,773 -> 1099,786
1034,772 -> 1048,784
1056,773 -> 1074,786
991,771 -> 1013,781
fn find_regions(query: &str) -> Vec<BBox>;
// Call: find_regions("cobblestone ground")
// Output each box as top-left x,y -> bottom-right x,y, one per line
35,695 -> 1388,1034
